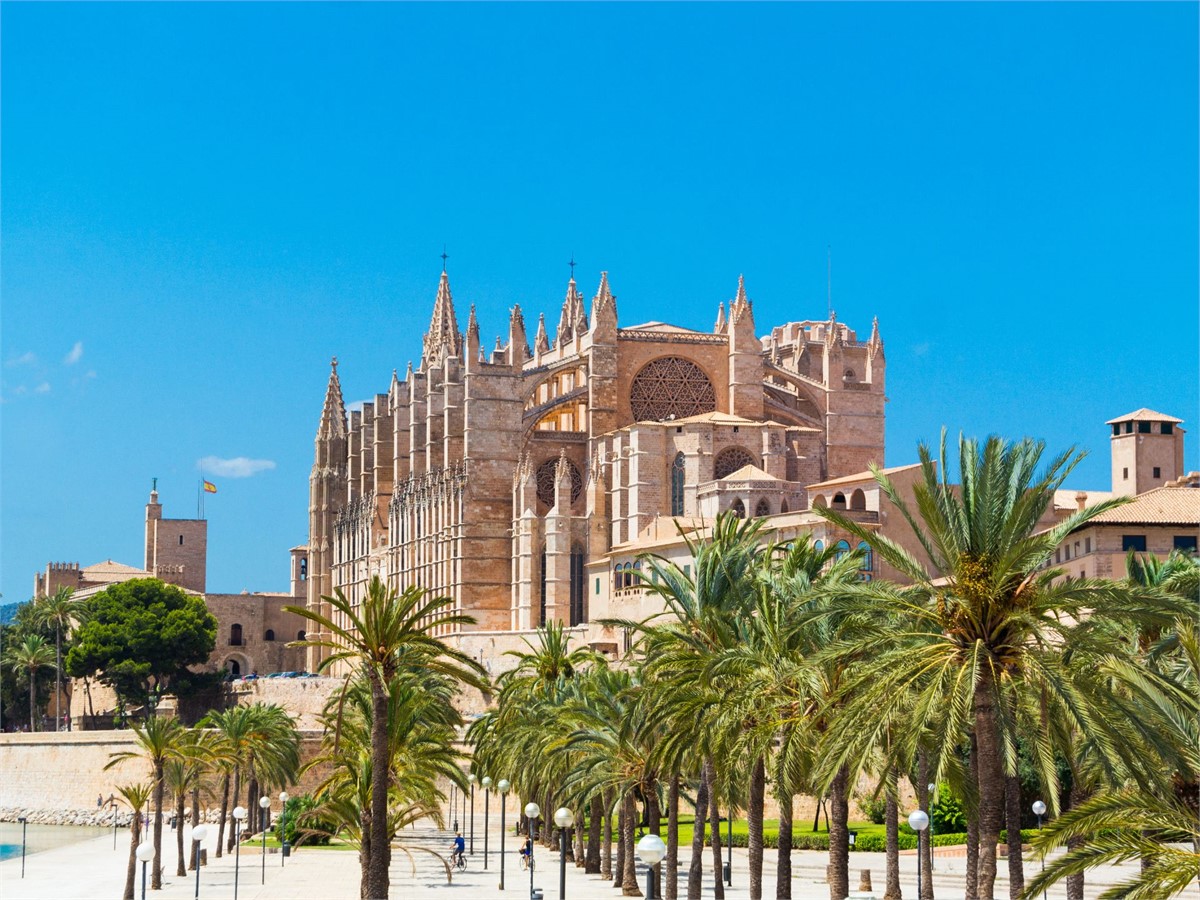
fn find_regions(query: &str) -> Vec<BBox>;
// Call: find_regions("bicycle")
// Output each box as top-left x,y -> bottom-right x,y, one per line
450,851 -> 467,872
519,852 -> 534,872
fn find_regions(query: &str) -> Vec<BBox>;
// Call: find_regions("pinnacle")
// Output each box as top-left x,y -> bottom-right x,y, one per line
317,357 -> 347,440
423,270 -> 463,363
535,313 -> 551,354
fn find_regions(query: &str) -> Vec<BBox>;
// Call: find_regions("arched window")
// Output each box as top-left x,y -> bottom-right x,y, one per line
629,357 -> 717,421
754,498 -> 772,517
833,540 -> 850,561
811,494 -> 827,509
858,542 -> 873,581
832,493 -> 847,510
570,544 -> 586,626
264,629 -> 275,642
843,368 -> 856,382
536,457 -> 583,510
814,539 -> 824,552
297,630 -> 306,641
670,452 -> 686,516
714,447 -> 757,479
230,623 -> 243,646
613,564 -> 622,590
730,499 -> 746,519
299,558 -> 307,580
633,561 -> 642,590
780,499 -> 789,514
623,562 -> 633,589
849,489 -> 867,511
228,659 -> 241,677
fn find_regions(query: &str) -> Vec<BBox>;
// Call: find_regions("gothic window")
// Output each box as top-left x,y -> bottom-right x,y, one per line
780,499 -> 789,514
730,499 -> 746,519
670,452 -> 686,516
754,498 -> 772,517
570,545 -> 586,626
858,542 -> 873,580
230,623 -> 243,647
536,457 -> 583,509
714,446 -> 757,479
629,357 -> 717,422
264,629 -> 275,641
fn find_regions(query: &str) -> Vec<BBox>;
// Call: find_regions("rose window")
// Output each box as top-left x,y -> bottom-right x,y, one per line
629,357 -> 717,422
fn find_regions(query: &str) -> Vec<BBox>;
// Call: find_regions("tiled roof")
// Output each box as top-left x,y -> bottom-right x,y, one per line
81,560 -> 152,582
720,464 -> 780,482
1083,487 -> 1200,526
808,463 -> 921,491
1105,408 -> 1184,425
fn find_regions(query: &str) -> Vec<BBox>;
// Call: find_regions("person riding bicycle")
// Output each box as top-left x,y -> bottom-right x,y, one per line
450,832 -> 466,866
519,835 -> 532,868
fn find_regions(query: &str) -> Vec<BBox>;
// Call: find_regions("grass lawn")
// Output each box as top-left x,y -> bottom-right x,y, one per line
639,816 -> 886,848
253,834 -> 358,851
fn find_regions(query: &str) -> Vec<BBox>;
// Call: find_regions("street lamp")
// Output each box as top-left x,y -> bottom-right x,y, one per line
279,791 -> 290,866
259,796 -> 271,884
908,810 -> 930,900
554,807 -> 574,900
497,779 -> 510,890
191,824 -> 209,899
525,802 -> 541,900
636,833 -> 667,900
482,777 -> 493,870
232,805 -> 247,900
1032,800 -> 1048,900
17,815 -> 28,878
451,781 -> 458,834
927,782 -> 937,875
468,774 -> 477,855
136,841 -> 155,900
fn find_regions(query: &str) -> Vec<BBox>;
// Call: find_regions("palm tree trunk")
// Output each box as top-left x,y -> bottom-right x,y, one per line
884,782 -> 901,900
29,671 -> 38,732
687,762 -> 709,900
918,755 -> 932,900
708,758 -> 724,900
602,789 -> 614,880
1005,773 -> 1023,899
965,732 -> 979,900
647,779 -> 662,888
226,766 -> 240,854
621,791 -> 642,896
1065,781 -> 1085,900
55,626 -> 62,732
776,787 -> 793,900
748,755 -> 765,900
973,676 -> 1003,900
124,813 -> 142,900
360,834 -> 372,900
216,771 -> 230,858
666,775 -> 680,900
575,812 -> 585,866
152,762 -> 165,890
586,797 -> 602,873
614,800 -> 626,889
828,765 -> 850,900
246,775 -> 259,832
366,674 -> 391,900
175,788 -> 187,876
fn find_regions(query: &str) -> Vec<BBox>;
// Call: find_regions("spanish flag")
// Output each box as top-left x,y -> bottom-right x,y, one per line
202,480 -> 218,494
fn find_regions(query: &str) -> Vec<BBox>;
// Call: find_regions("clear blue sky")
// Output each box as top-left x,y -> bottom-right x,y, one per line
2,3 -> 1196,605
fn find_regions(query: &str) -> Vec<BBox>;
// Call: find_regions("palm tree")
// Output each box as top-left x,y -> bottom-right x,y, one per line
286,575 -> 486,900
5,633 -> 56,731
33,586 -> 87,731
815,433 -> 1185,900
107,716 -> 183,890
116,782 -> 153,900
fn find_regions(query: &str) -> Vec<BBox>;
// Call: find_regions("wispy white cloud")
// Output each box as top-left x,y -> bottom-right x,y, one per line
34,382 -> 51,394
197,456 -> 276,478
6,352 -> 37,368
63,342 -> 84,365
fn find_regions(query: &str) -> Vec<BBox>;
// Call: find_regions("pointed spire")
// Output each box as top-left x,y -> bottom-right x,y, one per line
714,301 -> 726,333
390,368 -> 400,392
466,304 -> 480,342
465,304 -> 480,367
535,313 -> 551,354
868,316 -> 883,359
317,356 -> 347,440
730,274 -> 754,325
594,271 -> 615,314
825,309 -> 841,347
556,277 -> 586,345
423,271 -> 462,365
509,304 -> 530,364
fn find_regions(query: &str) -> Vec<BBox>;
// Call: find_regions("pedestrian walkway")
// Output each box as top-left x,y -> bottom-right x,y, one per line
0,810 -> 1139,900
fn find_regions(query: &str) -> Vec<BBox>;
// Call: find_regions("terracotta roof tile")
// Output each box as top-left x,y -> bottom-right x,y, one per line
1083,487 -> 1200,526
1105,408 -> 1184,425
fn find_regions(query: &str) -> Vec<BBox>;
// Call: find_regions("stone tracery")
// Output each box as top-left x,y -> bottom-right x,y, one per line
535,457 -> 582,508
629,356 -> 717,422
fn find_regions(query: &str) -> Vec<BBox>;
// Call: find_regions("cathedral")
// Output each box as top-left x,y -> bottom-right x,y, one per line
305,270 -> 886,670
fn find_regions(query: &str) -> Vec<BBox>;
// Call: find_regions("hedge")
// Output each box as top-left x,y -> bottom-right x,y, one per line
704,828 -> 1037,853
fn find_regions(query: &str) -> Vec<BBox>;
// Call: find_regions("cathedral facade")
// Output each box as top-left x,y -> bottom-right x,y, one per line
306,270 -> 885,670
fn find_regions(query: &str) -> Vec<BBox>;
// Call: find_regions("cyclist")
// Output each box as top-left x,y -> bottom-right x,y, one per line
519,835 -> 533,869
450,832 -> 466,867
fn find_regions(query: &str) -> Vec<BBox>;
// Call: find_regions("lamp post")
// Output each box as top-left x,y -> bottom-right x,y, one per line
232,805 -> 247,900
482,776 -> 492,870
1032,800 -> 1047,900
927,782 -> 937,875
259,796 -> 270,884
636,833 -> 667,900
908,810 -> 930,900
136,840 -> 155,900
525,802 -> 541,900
468,774 -> 477,855
554,807 -> 574,900
191,824 -> 209,899
451,782 -> 458,834
497,779 -> 510,890
279,791 -> 289,866
725,812 -> 733,886
17,815 -> 27,878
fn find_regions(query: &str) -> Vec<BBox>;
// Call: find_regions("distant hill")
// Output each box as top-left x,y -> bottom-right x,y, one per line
0,601 -> 26,626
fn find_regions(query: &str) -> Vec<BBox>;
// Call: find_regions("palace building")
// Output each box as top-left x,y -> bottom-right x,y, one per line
305,270 -> 887,670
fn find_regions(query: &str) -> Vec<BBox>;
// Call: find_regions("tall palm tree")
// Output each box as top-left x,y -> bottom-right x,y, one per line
286,575 -> 486,900
116,782 -> 153,900
815,433 -> 1185,900
5,634 -> 56,731
107,716 -> 184,890
33,586 -> 87,731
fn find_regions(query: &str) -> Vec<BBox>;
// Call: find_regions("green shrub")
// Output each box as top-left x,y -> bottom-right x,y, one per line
277,794 -> 335,846
931,784 -> 968,833
855,793 -> 888,825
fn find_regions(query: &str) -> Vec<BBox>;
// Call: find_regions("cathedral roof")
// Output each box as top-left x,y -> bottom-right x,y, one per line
719,464 -> 780,482
1105,408 -> 1184,425
621,321 -> 707,334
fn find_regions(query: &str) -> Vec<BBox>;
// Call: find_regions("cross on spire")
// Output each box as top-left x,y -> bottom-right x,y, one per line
441,246 -> 449,273
569,255 -> 576,280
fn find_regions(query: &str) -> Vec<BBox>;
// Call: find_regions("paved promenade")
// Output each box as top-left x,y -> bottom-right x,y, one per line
0,813 -> 1138,900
